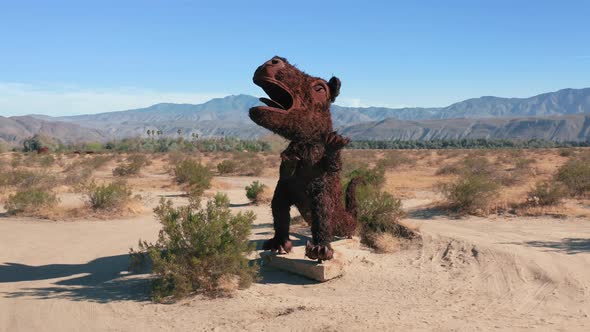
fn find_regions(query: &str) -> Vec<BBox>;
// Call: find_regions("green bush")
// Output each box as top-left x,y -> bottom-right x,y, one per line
440,173 -> 500,215
217,160 -> 238,175
173,159 -> 212,198
245,181 -> 267,204
85,181 -> 132,211
527,180 -> 567,206
5,189 -> 58,215
355,185 -> 413,250
556,159 -> 590,196
130,194 -> 258,302
22,134 -> 56,152
344,164 -> 385,188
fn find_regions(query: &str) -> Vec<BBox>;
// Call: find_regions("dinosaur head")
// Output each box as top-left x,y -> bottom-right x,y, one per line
249,56 -> 341,142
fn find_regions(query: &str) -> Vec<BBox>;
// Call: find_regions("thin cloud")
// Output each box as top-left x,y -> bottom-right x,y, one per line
336,97 -> 413,109
0,82 -> 228,116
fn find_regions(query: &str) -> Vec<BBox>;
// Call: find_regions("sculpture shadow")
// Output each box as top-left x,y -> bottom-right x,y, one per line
508,238 -> 590,255
0,254 -> 151,303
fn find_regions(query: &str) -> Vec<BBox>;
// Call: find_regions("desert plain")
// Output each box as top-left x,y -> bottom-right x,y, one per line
0,148 -> 589,331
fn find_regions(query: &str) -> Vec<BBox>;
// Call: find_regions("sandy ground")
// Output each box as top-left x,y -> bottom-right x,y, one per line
1,168 -> 590,330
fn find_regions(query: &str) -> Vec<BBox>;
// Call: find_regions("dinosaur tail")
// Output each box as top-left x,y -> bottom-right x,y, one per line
345,177 -> 364,219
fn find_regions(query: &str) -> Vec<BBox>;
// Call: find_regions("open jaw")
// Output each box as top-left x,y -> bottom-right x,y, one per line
254,78 -> 294,113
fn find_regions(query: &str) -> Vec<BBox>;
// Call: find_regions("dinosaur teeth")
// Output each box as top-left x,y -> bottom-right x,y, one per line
259,97 -> 285,110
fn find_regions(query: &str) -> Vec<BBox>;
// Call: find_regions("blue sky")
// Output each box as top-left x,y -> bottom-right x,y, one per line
1,0 -> 589,116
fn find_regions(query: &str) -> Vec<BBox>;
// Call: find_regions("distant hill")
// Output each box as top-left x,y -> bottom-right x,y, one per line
0,116 -> 106,146
4,87 -> 590,143
340,114 -> 590,141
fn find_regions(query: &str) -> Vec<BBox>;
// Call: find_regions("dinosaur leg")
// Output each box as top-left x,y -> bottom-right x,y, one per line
305,178 -> 335,261
263,179 -> 293,253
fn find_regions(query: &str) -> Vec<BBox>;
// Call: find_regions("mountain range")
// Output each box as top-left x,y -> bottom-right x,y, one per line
2,87 -> 590,145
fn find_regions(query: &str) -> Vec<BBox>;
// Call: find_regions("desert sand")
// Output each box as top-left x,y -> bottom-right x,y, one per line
1,153 -> 590,331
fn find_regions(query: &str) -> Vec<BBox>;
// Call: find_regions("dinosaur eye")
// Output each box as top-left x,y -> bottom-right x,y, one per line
313,85 -> 325,92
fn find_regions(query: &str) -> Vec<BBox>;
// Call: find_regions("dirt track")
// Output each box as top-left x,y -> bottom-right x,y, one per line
1,175 -> 589,331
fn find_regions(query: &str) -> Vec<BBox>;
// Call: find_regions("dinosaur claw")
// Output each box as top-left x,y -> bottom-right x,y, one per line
305,241 -> 334,261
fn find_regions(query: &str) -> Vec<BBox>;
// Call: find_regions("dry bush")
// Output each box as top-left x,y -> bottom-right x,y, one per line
501,157 -> 536,186
79,155 -> 112,170
233,153 -> 264,176
526,180 -> 567,206
558,148 -> 575,157
113,154 -> 150,177
10,153 -> 23,168
377,151 -> 416,170
63,167 -> 94,191
4,188 -> 59,216
347,150 -> 379,164
0,169 -> 59,192
217,159 -> 238,175
130,194 -> 258,302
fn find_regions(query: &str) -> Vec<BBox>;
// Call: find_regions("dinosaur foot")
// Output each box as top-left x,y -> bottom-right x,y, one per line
262,238 -> 292,254
305,241 -> 334,262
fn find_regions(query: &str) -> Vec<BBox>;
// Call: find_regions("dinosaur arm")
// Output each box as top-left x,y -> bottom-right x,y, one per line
321,132 -> 350,173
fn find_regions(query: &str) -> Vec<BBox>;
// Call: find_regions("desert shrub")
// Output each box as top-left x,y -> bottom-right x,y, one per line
85,181 -> 132,211
245,181 -> 267,204
377,152 -> 416,170
113,154 -> 150,177
0,169 -> 58,191
231,153 -> 264,176
440,173 -> 500,215
63,167 -> 94,191
436,163 -> 463,175
85,155 -> 106,168
559,149 -> 574,157
130,194 -> 258,302
81,155 -> 112,170
355,185 -> 414,252
460,156 -> 494,177
4,188 -> 58,215
38,154 -> 56,168
556,159 -> 590,196
10,153 -> 22,168
436,156 -> 493,176
514,157 -> 535,170
173,159 -> 212,197
217,160 -> 238,175
165,151 -> 186,173
526,180 -> 567,206
344,164 -> 385,188
501,157 -> 536,186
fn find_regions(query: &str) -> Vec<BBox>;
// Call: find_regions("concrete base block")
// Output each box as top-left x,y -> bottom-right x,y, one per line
259,238 -> 356,282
